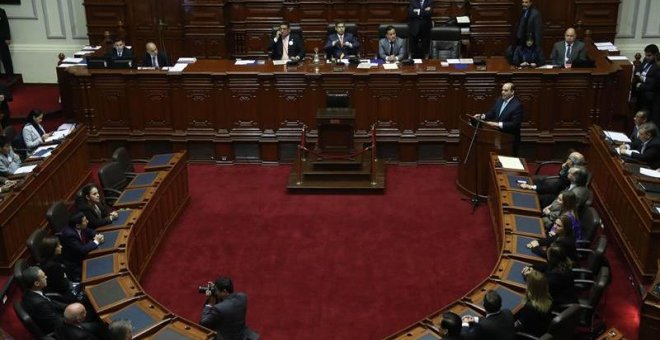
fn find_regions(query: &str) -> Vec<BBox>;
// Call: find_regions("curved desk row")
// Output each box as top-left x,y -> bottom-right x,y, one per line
0,125 -> 90,274
385,154 -> 546,339
79,151 -> 215,339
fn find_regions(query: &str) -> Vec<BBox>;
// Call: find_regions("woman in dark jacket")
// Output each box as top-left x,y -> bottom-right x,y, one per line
516,269 -> 553,336
77,183 -> 118,229
38,236 -> 77,303
513,36 -> 545,67
528,214 -> 577,261
525,243 -> 578,308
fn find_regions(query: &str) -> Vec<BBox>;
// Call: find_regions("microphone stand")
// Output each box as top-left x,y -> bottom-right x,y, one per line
462,116 -> 488,213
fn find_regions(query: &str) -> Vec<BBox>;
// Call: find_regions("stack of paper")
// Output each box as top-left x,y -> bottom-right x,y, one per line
595,42 -> 618,51
13,164 -> 37,175
272,60 -> 287,66
640,168 -> 660,179
235,60 -> 256,65
57,123 -> 76,131
603,130 -> 631,143
167,63 -> 189,74
30,145 -> 58,159
383,63 -> 398,70
456,16 -> 470,24
607,56 -> 630,62
82,45 -> 101,51
45,129 -> 73,143
61,57 -> 84,64
74,51 -> 95,57
497,156 -> 525,170
177,57 -> 197,64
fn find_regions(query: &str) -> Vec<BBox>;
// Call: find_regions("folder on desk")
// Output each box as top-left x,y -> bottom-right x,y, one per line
146,153 -> 176,169
511,192 -> 539,209
86,275 -> 140,313
494,285 -> 525,312
113,209 -> 135,226
115,188 -> 148,206
512,215 -> 545,236
128,172 -> 160,188
514,235 -> 538,258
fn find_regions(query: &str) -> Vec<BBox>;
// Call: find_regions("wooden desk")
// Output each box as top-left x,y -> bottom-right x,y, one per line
502,233 -> 545,263
126,171 -> 166,189
500,191 -> 541,215
492,256 -> 536,290
59,48 -> 631,163
587,125 -> 660,281
100,297 -> 172,338
463,280 -> 526,315
0,125 -> 90,274
84,273 -> 142,314
143,318 -> 216,340
89,229 -> 130,256
96,209 -> 142,232
503,214 -> 546,238
82,252 -> 128,284
144,153 -> 183,171
114,188 -> 156,208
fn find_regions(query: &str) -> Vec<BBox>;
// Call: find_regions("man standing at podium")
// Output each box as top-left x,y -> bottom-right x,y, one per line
473,82 -> 523,156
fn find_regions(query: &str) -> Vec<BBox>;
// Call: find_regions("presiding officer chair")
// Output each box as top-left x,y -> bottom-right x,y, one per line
429,26 -> 461,60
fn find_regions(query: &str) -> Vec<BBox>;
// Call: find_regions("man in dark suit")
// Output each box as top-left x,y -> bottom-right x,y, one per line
21,266 -> 67,334
520,151 -> 585,204
438,312 -> 466,339
0,83 -> 11,129
270,22 -> 305,62
55,303 -> 101,340
635,44 -> 658,111
200,276 -> 249,340
474,82 -> 524,156
408,0 -> 433,59
378,25 -> 408,62
619,122 -> 660,169
549,27 -> 588,67
515,0 -> 543,47
324,22 -> 360,60
462,290 -> 516,340
143,42 -> 170,67
59,213 -> 104,281
630,110 -> 650,149
0,8 -> 13,77
106,38 -> 134,59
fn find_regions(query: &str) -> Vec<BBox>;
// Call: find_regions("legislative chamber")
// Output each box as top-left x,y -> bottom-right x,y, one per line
4,0 -> 659,339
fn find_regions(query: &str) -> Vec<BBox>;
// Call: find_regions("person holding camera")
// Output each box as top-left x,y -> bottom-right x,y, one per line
200,276 -> 249,340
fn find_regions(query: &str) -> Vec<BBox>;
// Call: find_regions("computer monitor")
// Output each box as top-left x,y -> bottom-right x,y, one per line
110,57 -> 134,69
86,56 -> 109,69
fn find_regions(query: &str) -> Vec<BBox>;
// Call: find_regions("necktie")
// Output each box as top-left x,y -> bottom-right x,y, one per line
78,230 -> 87,243
565,44 -> 572,63
642,141 -> 648,154
339,35 -> 343,46
499,100 -> 508,118
389,42 -> 394,56
118,49 -> 122,57
152,55 -> 158,68
283,37 -> 289,60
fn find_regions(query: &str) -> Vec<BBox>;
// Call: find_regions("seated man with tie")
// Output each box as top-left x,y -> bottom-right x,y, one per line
21,266 -> 67,334
630,110 -> 650,149
143,42 -> 170,68
472,82 -> 524,156
549,27 -> 587,67
324,22 -> 359,60
270,22 -> 305,62
59,213 -> 104,281
378,25 -> 407,63
619,122 -> 660,169
106,38 -> 133,60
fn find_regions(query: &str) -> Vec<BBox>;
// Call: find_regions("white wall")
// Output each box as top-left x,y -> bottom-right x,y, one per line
615,0 -> 660,59
3,0 -> 87,83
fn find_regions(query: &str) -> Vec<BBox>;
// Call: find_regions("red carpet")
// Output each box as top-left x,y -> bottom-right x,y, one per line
140,165 -> 496,339
0,165 -> 642,339
7,84 -> 61,121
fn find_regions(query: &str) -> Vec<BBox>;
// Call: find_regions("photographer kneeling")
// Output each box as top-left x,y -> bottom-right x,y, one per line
200,276 -> 255,340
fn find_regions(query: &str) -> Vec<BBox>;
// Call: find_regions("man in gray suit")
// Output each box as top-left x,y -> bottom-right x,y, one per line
200,276 -> 249,340
378,25 -> 407,62
549,28 -> 587,67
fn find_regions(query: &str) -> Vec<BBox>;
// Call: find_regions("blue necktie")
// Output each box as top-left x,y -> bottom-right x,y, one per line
499,100 -> 508,118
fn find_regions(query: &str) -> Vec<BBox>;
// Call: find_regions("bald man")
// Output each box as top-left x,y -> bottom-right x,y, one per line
143,42 -> 170,68
55,303 -> 101,340
549,28 -> 587,67
473,82 -> 524,156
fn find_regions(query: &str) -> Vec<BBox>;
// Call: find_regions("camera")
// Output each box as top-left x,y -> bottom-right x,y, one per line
198,283 -> 216,295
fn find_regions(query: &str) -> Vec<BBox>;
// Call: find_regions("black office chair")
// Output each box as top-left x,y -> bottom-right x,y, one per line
26,228 -> 49,264
111,147 -> 148,180
574,235 -> 608,291
46,201 -> 70,234
429,26 -> 461,60
577,207 -> 601,249
97,161 -> 130,205
516,304 -> 580,340
13,258 -> 30,292
14,301 -> 56,340
2,125 -> 29,160
326,93 -> 349,108
573,267 -> 610,338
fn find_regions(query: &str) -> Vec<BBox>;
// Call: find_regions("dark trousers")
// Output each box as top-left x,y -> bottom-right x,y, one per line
410,31 -> 430,59
0,41 -> 13,75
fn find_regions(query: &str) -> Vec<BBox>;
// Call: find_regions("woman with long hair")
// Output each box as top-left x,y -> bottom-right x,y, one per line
528,214 -> 577,261
542,190 -> 582,239
38,236 -> 77,302
516,269 -> 553,336
77,183 -> 118,229
22,109 -> 52,149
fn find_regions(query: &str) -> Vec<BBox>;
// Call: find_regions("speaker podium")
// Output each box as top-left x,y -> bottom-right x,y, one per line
287,108 -> 385,193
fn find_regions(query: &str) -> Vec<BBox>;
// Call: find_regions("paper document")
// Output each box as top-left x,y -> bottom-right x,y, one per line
272,60 -> 287,66
456,16 -> 470,24
440,62 -> 449,67
459,58 -> 474,64
82,45 -> 101,51
74,51 -> 95,57
447,59 -> 461,64
640,168 -> 660,178
604,130 -> 631,143
497,156 -> 525,170
62,57 -> 84,64
31,145 -> 57,159
57,123 -> 76,131
356,62 -> 373,69
235,60 -> 256,65
167,63 -> 188,73
57,64 -> 78,68
14,165 -> 37,175
382,63 -> 399,70
177,57 -> 197,64
607,56 -> 629,61
594,42 -> 614,47
413,59 -> 423,64
45,129 -> 71,143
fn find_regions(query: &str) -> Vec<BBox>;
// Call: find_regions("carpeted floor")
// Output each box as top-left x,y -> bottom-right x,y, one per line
7,84 -> 61,122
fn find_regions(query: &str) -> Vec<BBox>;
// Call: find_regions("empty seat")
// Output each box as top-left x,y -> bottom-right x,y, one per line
429,26 -> 461,60
46,201 -> 70,234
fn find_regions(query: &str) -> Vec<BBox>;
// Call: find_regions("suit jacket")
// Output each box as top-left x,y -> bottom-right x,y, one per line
21,290 -> 67,334
484,96 -> 523,135
0,9 -> 10,41
378,37 -> 407,61
512,45 -> 545,66
142,52 -> 170,67
324,33 -> 360,59
22,123 -> 45,149
549,40 -> 588,66
630,125 -> 642,150
516,6 -> 543,46
107,47 -> 134,59
78,201 -> 114,229
533,263 -> 578,307
59,225 -> 99,281
408,0 -> 433,37
55,322 -> 100,340
270,34 -> 305,61
200,292 -> 248,340
469,309 -> 516,340
629,136 -> 660,169
40,259 -> 77,303
0,148 -> 21,176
